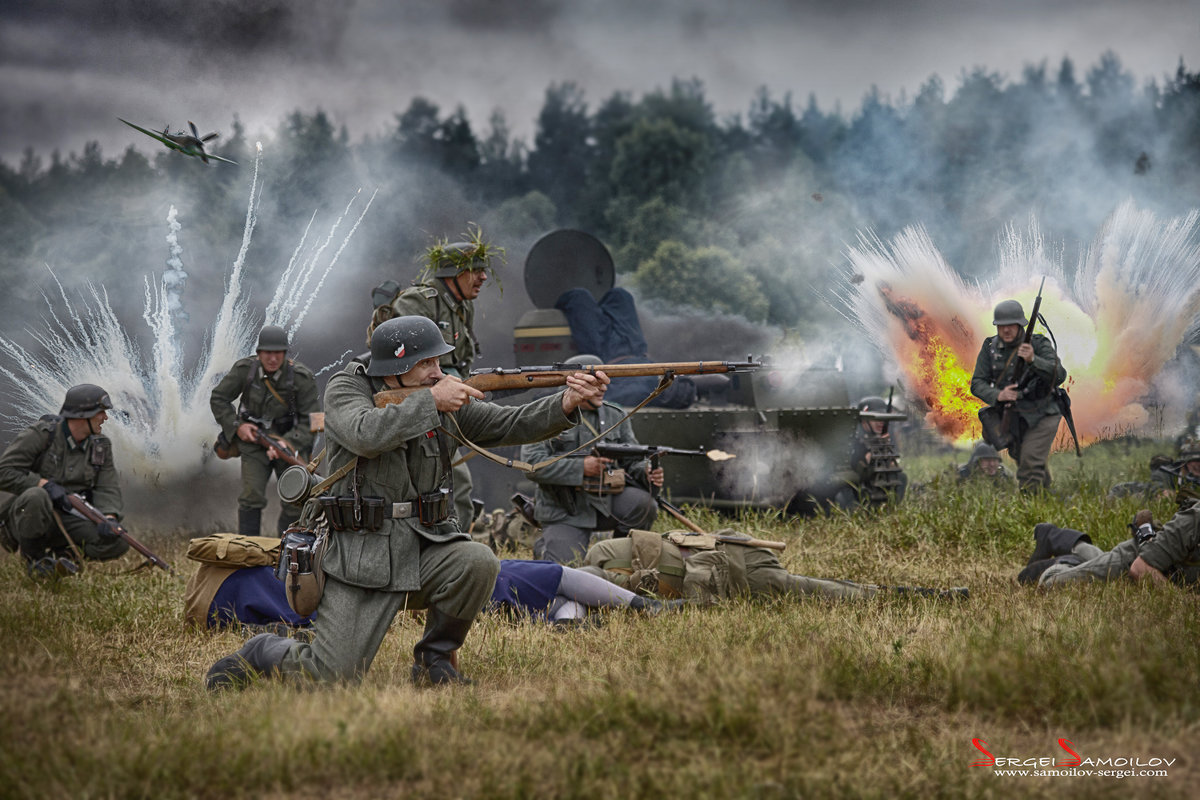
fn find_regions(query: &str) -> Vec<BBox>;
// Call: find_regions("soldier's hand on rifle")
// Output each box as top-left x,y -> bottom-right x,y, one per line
997,382 -> 1021,403
40,480 -> 73,512
430,375 -> 486,412
561,371 -> 609,414
96,518 -> 121,542
647,466 -> 665,488
236,421 -> 258,443
583,455 -> 612,477
1017,342 -> 1035,363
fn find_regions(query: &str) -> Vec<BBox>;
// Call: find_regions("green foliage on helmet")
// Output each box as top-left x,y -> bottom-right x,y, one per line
420,223 -> 505,291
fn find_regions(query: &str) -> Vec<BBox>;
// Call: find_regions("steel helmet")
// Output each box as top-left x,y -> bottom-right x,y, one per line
366,316 -> 453,376
971,441 -> 1000,461
256,325 -> 289,352
563,354 -> 603,368
60,384 -> 114,418
992,300 -> 1028,327
432,241 -> 489,278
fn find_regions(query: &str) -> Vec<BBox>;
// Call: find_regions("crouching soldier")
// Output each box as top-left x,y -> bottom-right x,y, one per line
579,529 -> 966,602
0,384 -> 128,578
206,316 -> 609,690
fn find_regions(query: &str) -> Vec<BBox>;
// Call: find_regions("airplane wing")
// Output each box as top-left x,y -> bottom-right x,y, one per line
119,118 -> 179,151
204,152 -> 239,165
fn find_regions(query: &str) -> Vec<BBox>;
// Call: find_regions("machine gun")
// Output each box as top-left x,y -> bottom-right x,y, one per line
592,442 -> 709,497
65,493 -> 174,575
372,359 -> 762,408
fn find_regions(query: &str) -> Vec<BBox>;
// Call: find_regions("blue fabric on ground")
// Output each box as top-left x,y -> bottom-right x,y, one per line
208,565 -> 314,628
490,559 -> 564,617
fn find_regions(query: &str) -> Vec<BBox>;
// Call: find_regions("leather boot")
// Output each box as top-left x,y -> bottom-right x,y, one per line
237,508 -> 261,537
276,507 -> 301,535
411,607 -> 474,687
205,632 -> 296,691
629,596 -> 687,615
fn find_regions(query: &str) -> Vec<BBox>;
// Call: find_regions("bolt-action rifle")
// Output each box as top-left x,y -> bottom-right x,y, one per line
65,493 -> 174,574
372,359 -> 762,408
215,415 -> 308,468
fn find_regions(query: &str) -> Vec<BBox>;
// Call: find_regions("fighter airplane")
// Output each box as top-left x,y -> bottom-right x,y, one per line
118,118 -> 238,165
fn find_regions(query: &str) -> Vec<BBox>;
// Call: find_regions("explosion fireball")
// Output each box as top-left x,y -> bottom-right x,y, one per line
843,203 -> 1200,444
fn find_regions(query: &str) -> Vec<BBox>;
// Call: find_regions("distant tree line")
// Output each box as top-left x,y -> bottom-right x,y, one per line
2,53 -> 1198,336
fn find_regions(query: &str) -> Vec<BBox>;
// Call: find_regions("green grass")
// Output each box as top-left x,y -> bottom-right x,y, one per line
2,442 -> 1198,798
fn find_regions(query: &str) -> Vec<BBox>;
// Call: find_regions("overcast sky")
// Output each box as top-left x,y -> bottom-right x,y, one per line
2,0 -> 1198,166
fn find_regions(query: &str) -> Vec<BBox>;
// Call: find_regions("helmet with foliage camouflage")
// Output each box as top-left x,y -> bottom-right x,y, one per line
60,384 -> 114,418
256,325 -> 289,352
366,316 -> 454,377
423,224 -> 505,285
992,299 -> 1028,327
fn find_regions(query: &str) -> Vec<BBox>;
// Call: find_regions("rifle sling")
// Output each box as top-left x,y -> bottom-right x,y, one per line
440,374 -> 676,474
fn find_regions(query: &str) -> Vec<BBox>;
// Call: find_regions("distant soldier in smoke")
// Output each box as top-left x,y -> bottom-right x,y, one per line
831,395 -> 907,510
971,299 -> 1067,492
0,384 -> 128,578
210,325 -> 319,536
366,226 -> 503,530
957,441 -> 1013,486
521,354 -> 661,565
1107,453 -> 1175,502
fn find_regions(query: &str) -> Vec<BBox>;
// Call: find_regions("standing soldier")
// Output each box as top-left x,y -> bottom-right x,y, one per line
971,299 -> 1067,492
205,316 -> 608,690
366,226 -> 503,531
209,325 -> 320,535
0,384 -> 128,578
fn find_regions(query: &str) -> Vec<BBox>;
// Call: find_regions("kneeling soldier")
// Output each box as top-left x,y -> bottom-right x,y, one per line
206,316 -> 609,690
0,384 -> 128,577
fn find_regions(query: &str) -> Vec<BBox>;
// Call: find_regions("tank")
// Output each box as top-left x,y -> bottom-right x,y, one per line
477,230 -> 906,514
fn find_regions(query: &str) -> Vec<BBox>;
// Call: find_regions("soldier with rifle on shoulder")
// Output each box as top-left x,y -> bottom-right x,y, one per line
0,384 -> 129,578
971,290 -> 1069,492
210,325 -> 320,535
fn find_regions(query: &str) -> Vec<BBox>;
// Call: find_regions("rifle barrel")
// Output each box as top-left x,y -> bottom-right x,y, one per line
66,494 -> 174,574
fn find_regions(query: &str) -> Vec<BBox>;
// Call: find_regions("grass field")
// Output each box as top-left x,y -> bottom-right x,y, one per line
2,440 -> 1197,799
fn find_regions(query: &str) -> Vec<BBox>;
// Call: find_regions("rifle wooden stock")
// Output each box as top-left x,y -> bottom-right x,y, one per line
655,495 -> 786,550
65,494 -> 174,575
373,360 -> 760,408
250,428 -> 307,468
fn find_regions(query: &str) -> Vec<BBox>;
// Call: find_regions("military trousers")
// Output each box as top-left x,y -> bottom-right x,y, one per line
1039,538 -> 1134,587
1015,413 -> 1062,491
238,446 -> 302,527
533,485 -> 658,565
275,538 -> 499,683
453,459 -> 475,534
742,548 -> 879,600
7,486 -> 129,562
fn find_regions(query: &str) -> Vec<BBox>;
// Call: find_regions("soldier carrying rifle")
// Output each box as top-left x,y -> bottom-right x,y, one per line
0,384 -> 129,578
210,325 -> 320,535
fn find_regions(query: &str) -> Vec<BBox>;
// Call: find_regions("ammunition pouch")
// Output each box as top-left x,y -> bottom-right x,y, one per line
583,468 -> 626,495
416,489 -> 451,526
276,521 -> 329,617
213,430 -> 240,460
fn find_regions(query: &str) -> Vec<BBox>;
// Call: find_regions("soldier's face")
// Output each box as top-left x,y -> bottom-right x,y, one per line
1185,460 -> 1200,477
862,419 -> 886,435
401,356 -> 444,387
258,350 -> 286,373
996,324 -> 1021,344
979,457 -> 1000,476
453,269 -> 487,301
